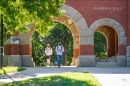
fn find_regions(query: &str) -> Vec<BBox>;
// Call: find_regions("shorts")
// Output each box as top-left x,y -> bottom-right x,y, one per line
46,55 -> 52,59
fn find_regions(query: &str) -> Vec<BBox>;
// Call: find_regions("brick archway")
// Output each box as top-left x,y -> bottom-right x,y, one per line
95,26 -> 118,58
89,18 -> 127,46
89,18 -> 127,66
28,4 -> 90,66
29,14 -> 80,66
53,15 -> 79,66
60,4 -> 89,45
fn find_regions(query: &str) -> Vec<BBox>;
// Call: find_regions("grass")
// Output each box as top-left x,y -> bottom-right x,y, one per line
0,67 -> 26,75
0,72 -> 102,86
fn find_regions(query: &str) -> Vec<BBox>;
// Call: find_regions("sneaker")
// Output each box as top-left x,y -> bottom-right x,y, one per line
47,65 -> 50,67
58,65 -> 60,68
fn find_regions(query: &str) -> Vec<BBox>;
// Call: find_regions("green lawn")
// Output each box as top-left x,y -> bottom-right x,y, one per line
0,72 -> 101,86
0,67 -> 26,75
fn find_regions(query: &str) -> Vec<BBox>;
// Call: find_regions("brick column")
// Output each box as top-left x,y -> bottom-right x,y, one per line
126,0 -> 130,67
19,32 -> 35,67
128,0 -> 130,45
78,35 -> 96,67
126,46 -> 130,66
116,45 -> 127,67
71,36 -> 79,66
8,36 -> 21,66
10,36 -> 20,55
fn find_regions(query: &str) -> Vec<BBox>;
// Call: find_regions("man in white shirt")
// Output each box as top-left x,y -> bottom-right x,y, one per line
45,43 -> 53,66
55,42 -> 64,68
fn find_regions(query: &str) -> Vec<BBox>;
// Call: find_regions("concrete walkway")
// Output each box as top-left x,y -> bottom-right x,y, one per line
0,66 -> 130,86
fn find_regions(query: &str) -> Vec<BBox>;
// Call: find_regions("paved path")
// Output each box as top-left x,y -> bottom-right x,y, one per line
0,66 -> 130,86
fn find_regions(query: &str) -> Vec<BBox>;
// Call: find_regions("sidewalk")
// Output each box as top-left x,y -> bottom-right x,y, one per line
0,66 -> 130,86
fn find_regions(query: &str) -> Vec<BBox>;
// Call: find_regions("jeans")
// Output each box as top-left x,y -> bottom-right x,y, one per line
57,55 -> 62,66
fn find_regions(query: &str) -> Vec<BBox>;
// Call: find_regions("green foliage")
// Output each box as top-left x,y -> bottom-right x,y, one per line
94,32 -> 107,59
32,22 -> 73,66
1,72 -> 101,86
0,0 -> 65,35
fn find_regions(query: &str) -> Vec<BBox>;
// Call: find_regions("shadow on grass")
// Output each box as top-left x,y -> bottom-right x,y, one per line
1,76 -> 93,86
0,67 -> 26,83
0,69 -> 15,82
17,67 -> 26,72
2,69 -> 6,75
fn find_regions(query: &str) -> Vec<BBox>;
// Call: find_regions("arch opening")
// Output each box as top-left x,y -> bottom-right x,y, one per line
30,15 -> 80,66
94,25 -> 118,61
32,22 -> 74,66
94,32 -> 107,60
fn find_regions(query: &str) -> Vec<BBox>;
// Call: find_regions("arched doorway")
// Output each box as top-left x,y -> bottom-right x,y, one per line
89,18 -> 127,66
27,4 -> 89,67
94,26 -> 118,62
53,15 -> 79,66
32,22 -> 74,66
29,14 -> 80,66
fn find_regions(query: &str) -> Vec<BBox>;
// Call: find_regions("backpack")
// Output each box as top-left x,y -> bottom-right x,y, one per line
56,45 -> 62,51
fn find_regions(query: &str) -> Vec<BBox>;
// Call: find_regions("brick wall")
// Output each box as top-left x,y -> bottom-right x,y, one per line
11,44 -> 19,55
66,0 -> 128,36
4,45 -> 11,55
66,0 -> 128,55
19,45 -> 30,55
80,45 -> 94,55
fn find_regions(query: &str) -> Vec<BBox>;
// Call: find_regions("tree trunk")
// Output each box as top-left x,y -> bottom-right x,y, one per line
62,30 -> 68,66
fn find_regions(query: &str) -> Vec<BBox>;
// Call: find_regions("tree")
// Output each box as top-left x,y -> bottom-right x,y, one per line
0,0 -> 65,35
94,32 -> 107,59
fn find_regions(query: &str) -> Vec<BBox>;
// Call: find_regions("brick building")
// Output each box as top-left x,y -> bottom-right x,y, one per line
3,0 -> 130,67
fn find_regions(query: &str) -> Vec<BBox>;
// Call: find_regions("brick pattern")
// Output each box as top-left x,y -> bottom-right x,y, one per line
118,46 -> 126,55
19,45 -> 30,55
11,44 -> 19,55
4,45 -> 11,55
80,45 -> 94,55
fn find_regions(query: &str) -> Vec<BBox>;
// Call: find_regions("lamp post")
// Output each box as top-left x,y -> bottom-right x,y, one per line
0,14 -> 3,69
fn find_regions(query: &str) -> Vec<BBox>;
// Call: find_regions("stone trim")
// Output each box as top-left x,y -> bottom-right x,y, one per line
78,55 -> 96,67
3,55 -> 35,67
60,4 -> 89,45
21,55 -> 35,67
126,46 -> 130,67
116,56 -> 126,67
8,55 -> 21,67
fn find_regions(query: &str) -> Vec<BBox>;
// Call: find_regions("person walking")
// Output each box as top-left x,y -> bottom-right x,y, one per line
45,43 -> 53,66
55,42 -> 64,68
